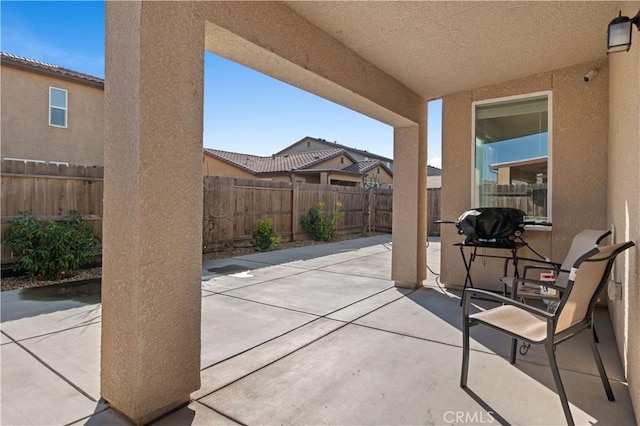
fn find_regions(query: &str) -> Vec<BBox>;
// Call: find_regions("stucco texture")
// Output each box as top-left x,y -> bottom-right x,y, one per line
441,59 -> 609,290
0,65 -> 104,166
308,154 -> 354,171
102,2 -> 204,424
101,1 -> 428,423
199,1 -> 420,128
607,2 -> 640,418
203,154 -> 254,178
363,166 -> 393,187
392,122 -> 427,288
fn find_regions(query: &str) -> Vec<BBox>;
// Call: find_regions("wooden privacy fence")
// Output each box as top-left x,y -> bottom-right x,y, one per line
1,162 -> 442,264
1,160 -> 103,265
202,177 -> 402,251
202,177 -> 442,251
479,183 -> 547,220
427,188 -> 441,236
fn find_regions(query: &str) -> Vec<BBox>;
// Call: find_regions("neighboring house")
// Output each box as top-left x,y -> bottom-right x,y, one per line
0,52 -> 104,167
277,136 -> 394,169
489,156 -> 547,185
278,135 -> 442,187
203,147 -> 393,188
427,165 -> 441,189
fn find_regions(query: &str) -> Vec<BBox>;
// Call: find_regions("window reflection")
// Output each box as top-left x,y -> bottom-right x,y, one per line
474,94 -> 549,222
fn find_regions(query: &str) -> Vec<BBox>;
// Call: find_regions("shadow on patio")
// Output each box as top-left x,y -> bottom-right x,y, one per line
0,235 -> 635,425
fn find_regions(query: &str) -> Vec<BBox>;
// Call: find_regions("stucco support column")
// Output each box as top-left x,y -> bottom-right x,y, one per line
102,3 -> 203,424
392,118 -> 427,288
607,7 -> 640,418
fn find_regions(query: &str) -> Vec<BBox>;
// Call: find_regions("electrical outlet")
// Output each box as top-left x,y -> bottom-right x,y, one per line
608,281 -> 622,301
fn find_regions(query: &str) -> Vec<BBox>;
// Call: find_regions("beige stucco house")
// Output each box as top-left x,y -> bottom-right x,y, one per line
101,2 -> 640,424
278,136 -> 394,168
0,52 -> 104,167
277,135 -> 443,188
203,147 -> 393,187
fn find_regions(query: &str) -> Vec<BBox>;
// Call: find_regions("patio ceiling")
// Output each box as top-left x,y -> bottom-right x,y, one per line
284,1 -> 621,100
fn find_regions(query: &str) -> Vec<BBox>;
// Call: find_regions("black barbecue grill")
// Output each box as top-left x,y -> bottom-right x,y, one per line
437,207 -> 548,305
455,207 -> 526,247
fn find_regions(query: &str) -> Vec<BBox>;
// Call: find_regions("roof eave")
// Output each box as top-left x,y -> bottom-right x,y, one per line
1,58 -> 104,89
203,149 -> 259,175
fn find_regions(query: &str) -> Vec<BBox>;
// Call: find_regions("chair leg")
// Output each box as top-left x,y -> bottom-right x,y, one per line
593,325 -> 599,343
510,338 -> 517,364
547,342 -> 574,426
461,319 -> 470,388
589,326 -> 615,401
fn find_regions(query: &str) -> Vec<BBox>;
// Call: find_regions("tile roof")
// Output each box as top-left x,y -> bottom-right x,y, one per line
204,148 -> 348,174
427,165 -> 442,176
0,52 -> 104,88
278,137 -> 438,175
341,160 -> 384,174
276,136 -> 394,163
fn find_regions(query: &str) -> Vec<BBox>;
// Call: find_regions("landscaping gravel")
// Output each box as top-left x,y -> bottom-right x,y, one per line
1,266 -> 103,292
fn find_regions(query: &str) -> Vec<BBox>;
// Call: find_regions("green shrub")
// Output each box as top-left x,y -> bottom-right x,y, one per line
300,202 -> 344,241
3,211 -> 99,280
252,218 -> 281,251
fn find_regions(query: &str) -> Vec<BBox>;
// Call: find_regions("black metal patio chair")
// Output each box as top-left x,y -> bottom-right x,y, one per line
500,229 -> 611,298
460,241 -> 635,426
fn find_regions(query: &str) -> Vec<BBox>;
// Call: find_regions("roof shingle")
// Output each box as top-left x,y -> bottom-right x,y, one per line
341,160 -> 383,174
205,148 -> 395,180
276,136 -> 393,163
204,148 -> 348,174
1,52 -> 104,87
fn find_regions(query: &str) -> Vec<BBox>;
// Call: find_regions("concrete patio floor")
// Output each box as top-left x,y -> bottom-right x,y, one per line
0,235 -> 636,425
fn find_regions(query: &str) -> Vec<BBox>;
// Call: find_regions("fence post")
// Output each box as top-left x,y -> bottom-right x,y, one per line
290,180 -> 297,242
230,178 -> 237,245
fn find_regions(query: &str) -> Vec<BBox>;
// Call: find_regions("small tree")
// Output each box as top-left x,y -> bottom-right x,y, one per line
251,218 -> 281,251
300,202 -> 344,241
362,175 -> 379,235
3,211 -> 99,280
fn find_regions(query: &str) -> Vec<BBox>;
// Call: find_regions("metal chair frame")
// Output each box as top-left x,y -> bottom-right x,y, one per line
502,229 -> 611,296
461,241 -> 635,426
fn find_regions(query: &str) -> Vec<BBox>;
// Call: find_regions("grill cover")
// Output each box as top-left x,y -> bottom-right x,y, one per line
456,208 -> 526,246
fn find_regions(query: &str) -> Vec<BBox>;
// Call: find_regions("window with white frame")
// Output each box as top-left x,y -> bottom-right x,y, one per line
473,92 -> 551,223
49,87 -> 67,127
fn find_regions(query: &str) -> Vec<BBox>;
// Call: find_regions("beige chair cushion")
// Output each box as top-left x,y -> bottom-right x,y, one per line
470,305 -> 548,342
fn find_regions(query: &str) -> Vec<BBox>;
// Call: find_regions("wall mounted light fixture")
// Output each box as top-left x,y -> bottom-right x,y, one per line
607,10 -> 640,53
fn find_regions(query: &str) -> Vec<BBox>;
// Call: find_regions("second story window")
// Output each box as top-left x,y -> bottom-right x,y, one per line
49,87 -> 67,128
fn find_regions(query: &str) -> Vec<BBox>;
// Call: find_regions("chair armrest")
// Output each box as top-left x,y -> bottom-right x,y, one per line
462,288 -> 554,319
523,264 -> 557,275
522,263 -> 563,278
516,257 -> 561,268
512,277 -> 565,293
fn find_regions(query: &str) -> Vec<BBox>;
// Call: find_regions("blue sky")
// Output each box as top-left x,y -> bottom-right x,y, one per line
1,1 -> 442,167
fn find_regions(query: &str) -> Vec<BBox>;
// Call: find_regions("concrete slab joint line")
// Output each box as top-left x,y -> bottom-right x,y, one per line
195,289 -> 408,399
2,235 -> 635,425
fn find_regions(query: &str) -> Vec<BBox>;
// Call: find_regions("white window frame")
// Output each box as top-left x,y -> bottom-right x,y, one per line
49,87 -> 68,128
471,90 -> 553,225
